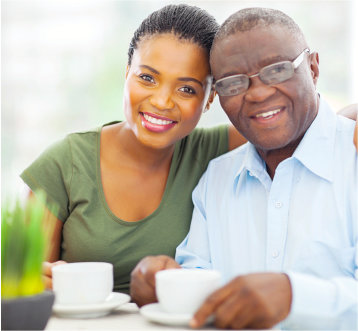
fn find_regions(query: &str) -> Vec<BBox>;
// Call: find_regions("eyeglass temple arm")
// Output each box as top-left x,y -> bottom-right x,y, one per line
293,48 -> 310,68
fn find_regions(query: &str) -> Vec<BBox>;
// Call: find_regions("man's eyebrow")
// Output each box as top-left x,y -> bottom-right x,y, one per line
258,55 -> 286,68
217,55 -> 288,79
140,65 -> 160,75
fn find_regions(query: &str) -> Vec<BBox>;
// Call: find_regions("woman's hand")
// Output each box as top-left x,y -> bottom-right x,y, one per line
130,255 -> 180,307
42,260 -> 67,289
337,103 -> 358,151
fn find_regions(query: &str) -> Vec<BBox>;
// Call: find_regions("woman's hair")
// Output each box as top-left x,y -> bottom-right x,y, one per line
128,4 -> 219,65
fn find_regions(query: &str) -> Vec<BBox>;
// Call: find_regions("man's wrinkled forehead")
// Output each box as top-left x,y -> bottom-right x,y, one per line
210,26 -> 294,73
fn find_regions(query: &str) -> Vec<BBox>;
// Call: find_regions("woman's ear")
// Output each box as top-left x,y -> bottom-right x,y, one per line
309,51 -> 319,86
125,65 -> 130,79
204,88 -> 216,113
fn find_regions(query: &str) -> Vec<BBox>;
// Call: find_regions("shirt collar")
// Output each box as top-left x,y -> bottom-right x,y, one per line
292,97 -> 336,182
233,142 -> 268,190
233,97 -> 337,189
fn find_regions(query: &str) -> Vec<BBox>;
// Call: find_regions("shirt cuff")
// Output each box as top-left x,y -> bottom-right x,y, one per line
283,271 -> 337,329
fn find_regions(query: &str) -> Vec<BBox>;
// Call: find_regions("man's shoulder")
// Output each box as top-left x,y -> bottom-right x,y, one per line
206,143 -> 249,172
336,114 -> 356,133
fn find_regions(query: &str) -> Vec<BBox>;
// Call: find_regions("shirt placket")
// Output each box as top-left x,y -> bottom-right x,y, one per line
266,161 -> 293,271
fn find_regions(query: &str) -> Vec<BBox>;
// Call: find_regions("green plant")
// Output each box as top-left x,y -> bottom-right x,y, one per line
1,192 -> 57,298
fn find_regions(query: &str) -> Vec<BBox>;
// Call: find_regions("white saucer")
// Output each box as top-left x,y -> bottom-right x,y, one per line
140,303 -> 192,326
53,292 -> 130,318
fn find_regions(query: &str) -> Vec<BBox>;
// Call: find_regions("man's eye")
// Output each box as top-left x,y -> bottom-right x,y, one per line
268,64 -> 286,74
179,86 -> 196,95
139,74 -> 155,83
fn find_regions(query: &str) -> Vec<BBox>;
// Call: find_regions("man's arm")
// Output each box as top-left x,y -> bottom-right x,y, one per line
283,269 -> 358,329
175,173 -> 213,269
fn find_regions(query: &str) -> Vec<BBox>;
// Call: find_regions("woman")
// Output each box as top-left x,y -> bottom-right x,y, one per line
21,4 -> 245,295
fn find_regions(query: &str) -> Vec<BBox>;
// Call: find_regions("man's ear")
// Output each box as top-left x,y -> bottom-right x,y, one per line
309,52 -> 319,86
204,88 -> 216,113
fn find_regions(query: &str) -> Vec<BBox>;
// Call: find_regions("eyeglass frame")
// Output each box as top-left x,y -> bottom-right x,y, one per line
214,48 -> 311,97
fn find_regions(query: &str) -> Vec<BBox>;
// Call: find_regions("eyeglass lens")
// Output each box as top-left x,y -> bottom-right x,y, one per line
216,61 -> 295,96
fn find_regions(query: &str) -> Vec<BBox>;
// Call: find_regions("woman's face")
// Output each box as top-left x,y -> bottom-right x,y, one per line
123,33 -> 212,150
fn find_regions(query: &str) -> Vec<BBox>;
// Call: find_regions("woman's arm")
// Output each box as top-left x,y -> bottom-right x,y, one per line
28,190 -> 66,288
338,103 -> 358,120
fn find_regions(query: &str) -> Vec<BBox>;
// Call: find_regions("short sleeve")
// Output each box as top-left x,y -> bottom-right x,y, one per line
20,136 -> 73,222
184,125 -> 229,168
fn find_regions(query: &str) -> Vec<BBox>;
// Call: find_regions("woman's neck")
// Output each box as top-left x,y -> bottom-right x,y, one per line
103,122 -> 175,172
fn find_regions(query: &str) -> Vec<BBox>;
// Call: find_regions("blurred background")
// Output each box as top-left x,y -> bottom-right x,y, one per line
2,0 -> 358,199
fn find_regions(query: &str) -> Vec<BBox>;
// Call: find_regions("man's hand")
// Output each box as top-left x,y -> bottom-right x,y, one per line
130,255 -> 180,307
190,272 -> 292,329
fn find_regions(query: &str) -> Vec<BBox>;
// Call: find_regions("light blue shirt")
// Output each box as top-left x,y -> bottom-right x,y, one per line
176,98 -> 358,330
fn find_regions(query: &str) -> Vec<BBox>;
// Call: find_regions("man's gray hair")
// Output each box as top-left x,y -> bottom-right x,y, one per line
212,7 -> 307,50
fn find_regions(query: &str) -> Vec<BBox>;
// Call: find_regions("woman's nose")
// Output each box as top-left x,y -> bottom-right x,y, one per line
244,76 -> 276,103
149,87 -> 175,110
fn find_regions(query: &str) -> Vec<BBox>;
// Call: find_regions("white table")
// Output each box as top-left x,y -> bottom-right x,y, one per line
46,303 -> 217,331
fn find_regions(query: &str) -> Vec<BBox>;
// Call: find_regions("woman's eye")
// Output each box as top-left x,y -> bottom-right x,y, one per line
139,74 -> 155,83
179,86 -> 196,95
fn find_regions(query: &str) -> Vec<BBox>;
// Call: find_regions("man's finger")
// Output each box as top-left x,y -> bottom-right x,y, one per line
190,283 -> 232,328
163,258 -> 181,270
214,290 -> 249,329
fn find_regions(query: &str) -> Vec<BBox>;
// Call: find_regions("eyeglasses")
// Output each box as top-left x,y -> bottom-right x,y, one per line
214,48 -> 310,97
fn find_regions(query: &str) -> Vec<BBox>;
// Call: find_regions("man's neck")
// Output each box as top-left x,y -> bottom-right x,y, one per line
256,139 -> 302,179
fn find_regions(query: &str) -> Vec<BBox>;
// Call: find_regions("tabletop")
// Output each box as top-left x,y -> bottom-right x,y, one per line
45,303 -> 217,331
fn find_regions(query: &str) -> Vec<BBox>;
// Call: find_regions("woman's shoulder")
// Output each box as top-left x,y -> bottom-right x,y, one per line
50,122 -> 117,155
174,124 -> 229,167
185,124 -> 228,145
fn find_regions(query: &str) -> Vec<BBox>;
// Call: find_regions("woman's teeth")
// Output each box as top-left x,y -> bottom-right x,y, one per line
255,109 -> 281,119
143,113 -> 174,125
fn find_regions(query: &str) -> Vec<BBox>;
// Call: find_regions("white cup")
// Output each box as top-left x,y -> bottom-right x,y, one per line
155,268 -> 221,315
52,262 -> 113,305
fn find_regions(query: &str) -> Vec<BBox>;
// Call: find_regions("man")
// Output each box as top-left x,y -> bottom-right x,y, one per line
130,8 -> 357,329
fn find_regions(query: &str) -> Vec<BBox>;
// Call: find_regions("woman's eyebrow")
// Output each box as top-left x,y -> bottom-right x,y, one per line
140,64 -> 203,87
178,77 -> 203,87
140,64 -> 160,75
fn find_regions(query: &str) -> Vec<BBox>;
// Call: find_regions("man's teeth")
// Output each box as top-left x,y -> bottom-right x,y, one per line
143,113 -> 174,125
255,109 -> 281,119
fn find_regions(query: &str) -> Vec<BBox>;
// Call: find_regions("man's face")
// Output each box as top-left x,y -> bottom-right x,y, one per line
210,26 -> 319,153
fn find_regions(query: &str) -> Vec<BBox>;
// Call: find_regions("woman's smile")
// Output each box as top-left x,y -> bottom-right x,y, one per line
140,112 -> 177,133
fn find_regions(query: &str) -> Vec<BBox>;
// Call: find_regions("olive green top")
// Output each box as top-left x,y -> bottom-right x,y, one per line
20,123 -> 229,294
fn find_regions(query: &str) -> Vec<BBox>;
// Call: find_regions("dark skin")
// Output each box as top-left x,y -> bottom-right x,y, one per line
131,25 -> 358,330
130,255 -> 291,329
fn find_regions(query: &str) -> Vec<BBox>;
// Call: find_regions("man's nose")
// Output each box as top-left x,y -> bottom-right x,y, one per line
244,76 -> 276,103
149,87 -> 175,110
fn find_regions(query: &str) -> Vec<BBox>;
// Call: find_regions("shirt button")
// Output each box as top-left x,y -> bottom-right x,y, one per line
275,201 -> 283,208
272,250 -> 280,258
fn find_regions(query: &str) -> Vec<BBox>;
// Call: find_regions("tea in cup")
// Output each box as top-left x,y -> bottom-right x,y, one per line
52,262 -> 113,305
155,268 -> 221,315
